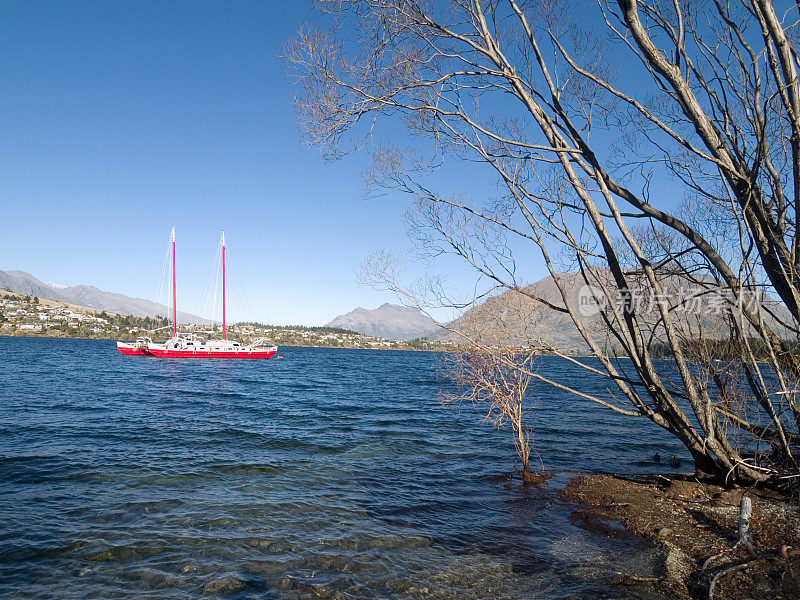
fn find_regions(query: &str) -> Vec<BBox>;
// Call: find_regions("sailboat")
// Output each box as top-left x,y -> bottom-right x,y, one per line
117,228 -> 278,359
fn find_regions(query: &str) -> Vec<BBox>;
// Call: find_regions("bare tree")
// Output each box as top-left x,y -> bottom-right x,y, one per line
287,0 -> 800,487
445,346 -> 541,480
440,290 -> 548,482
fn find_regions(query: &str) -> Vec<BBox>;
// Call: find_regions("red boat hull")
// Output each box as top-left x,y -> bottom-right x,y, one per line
118,347 -> 150,356
116,341 -> 153,356
146,346 -> 278,359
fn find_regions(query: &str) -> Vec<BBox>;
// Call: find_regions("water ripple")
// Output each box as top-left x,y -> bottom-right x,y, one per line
0,337 -> 676,599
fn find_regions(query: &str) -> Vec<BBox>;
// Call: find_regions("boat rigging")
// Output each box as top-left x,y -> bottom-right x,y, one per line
117,227 -> 278,359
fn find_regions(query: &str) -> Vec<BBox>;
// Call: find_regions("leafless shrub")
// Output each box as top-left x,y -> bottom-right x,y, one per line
441,290 -> 546,481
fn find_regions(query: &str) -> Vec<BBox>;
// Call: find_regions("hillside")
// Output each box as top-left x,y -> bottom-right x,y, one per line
0,269 -> 206,324
325,303 -> 439,341
0,290 -> 169,339
427,272 -> 794,354
426,274 -> 596,353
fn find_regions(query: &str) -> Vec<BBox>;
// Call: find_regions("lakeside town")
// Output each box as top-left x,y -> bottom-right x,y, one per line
0,290 -> 450,351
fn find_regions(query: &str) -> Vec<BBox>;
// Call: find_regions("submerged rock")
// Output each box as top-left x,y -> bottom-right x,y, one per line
202,575 -> 245,596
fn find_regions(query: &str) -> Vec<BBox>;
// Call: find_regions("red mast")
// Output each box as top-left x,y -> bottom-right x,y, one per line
221,230 -> 226,340
171,226 -> 177,338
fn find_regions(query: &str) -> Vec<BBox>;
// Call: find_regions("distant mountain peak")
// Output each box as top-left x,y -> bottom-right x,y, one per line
45,281 -> 68,289
325,303 -> 438,341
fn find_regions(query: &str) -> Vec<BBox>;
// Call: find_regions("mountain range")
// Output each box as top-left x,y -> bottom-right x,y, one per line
325,303 -> 439,341
427,271 -> 794,353
0,270 -> 207,324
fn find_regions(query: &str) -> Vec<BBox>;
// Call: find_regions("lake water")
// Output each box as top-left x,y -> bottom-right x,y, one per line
0,337 -> 684,599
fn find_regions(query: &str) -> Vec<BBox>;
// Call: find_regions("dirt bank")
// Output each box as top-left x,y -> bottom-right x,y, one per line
561,474 -> 800,599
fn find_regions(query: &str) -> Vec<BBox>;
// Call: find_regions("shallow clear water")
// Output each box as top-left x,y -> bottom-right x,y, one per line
0,337 -> 684,599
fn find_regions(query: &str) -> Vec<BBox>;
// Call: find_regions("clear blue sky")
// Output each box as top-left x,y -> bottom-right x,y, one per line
0,1 -> 540,325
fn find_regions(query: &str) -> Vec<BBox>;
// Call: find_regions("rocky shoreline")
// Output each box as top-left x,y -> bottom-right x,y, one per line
561,474 -> 800,599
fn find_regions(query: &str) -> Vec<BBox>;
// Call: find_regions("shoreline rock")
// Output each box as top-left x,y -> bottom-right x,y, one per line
560,473 -> 800,599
